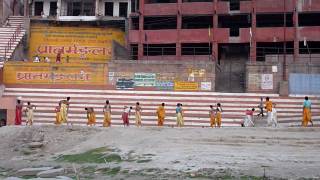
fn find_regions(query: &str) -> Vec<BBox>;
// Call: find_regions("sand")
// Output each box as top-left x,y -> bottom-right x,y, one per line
0,125 -> 319,179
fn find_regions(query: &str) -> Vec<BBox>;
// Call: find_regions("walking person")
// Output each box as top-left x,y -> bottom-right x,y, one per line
122,106 -> 132,126
302,96 -> 312,127
209,105 -> 216,128
85,107 -> 96,126
265,97 -> 273,126
216,103 -> 222,128
242,108 -> 255,127
103,100 -> 112,127
176,103 -> 184,127
25,102 -> 36,126
270,104 -> 278,127
135,102 -> 142,127
257,97 -> 264,117
156,103 -> 166,126
15,99 -> 23,125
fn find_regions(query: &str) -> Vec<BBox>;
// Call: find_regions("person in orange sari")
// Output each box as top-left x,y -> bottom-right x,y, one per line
302,96 -> 312,127
103,100 -> 111,127
216,103 -> 222,128
85,107 -> 96,126
15,100 -> 23,125
209,105 -> 216,128
265,97 -> 273,126
156,103 -> 165,126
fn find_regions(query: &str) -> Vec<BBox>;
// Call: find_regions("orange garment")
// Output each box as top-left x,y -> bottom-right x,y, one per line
302,108 -> 311,127
265,101 -> 273,112
216,112 -> 222,127
157,106 -> 165,126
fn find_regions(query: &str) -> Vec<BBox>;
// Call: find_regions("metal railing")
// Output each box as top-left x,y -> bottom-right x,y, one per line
4,24 -> 22,60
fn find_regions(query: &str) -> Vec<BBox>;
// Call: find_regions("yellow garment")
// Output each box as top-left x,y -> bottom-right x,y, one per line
157,106 -> 165,126
302,108 -> 312,127
26,109 -> 34,125
60,103 -> 68,123
87,112 -> 96,126
210,114 -> 216,127
216,112 -> 222,127
135,111 -> 142,126
265,101 -> 273,112
103,112 -> 111,127
55,112 -> 62,125
176,112 -> 184,127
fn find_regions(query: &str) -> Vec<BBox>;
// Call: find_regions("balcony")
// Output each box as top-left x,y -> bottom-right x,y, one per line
298,27 -> 320,41
129,30 -> 140,43
299,1 -> 320,12
255,27 -> 294,42
181,2 -> 213,15
144,30 -> 178,43
180,29 -> 212,43
144,3 -> 177,16
256,0 -> 294,13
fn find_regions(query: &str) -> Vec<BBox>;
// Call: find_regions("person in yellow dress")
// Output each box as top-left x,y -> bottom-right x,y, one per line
135,102 -> 142,127
59,97 -> 70,125
302,96 -> 312,127
176,103 -> 184,127
216,103 -> 222,128
85,107 -> 96,126
209,105 -> 216,128
156,103 -> 166,126
265,97 -> 273,126
103,100 -> 111,127
55,102 -> 62,125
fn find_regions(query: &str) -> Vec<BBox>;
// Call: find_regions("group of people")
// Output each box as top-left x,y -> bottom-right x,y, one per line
13,96 -> 314,128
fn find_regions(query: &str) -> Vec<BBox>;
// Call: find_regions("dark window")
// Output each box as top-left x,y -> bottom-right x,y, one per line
182,16 -> 213,29
299,41 -> 320,54
105,2 -> 114,16
119,2 -> 128,17
49,2 -> 57,16
299,13 -> 320,26
144,44 -> 176,56
144,16 -> 177,30
230,0 -> 240,11
131,0 -> 139,13
257,13 -> 293,27
182,43 -> 212,55
131,17 -> 139,30
34,2 -> 43,16
257,42 -> 294,61
67,1 -> 95,16
131,44 -> 138,60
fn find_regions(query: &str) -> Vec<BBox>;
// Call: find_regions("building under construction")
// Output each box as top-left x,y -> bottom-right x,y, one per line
128,0 -> 320,93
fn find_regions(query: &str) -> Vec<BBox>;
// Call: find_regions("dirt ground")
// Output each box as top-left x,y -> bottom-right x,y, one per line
0,125 -> 320,180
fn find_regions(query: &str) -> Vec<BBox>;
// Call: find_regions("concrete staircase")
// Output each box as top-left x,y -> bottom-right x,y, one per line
2,87 -> 320,127
0,16 -> 26,61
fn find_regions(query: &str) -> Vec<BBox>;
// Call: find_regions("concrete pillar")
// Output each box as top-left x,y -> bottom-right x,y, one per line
95,0 -> 100,16
250,0 -> 257,62
176,0 -> 182,60
293,0 -> 299,61
212,0 -> 218,61
23,0 -> 28,17
138,0 -> 145,60
57,0 -> 62,17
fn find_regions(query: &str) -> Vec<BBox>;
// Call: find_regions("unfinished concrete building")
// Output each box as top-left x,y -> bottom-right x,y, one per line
128,0 -> 320,93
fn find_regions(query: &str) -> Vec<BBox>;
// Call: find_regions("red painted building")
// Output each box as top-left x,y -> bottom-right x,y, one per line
128,0 -> 320,62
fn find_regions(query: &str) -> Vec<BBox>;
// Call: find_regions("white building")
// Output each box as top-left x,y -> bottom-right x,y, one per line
29,0 -> 133,19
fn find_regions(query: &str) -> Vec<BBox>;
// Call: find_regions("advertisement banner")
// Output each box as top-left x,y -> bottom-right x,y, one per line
261,74 -> 273,90
134,73 -> 156,87
174,81 -> 199,91
156,81 -> 174,90
29,23 -> 125,62
3,62 -> 106,85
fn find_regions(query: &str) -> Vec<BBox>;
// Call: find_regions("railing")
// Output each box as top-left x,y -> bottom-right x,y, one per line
4,24 -> 22,60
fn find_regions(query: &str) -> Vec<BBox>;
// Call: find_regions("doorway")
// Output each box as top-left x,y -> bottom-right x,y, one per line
34,1 -> 44,16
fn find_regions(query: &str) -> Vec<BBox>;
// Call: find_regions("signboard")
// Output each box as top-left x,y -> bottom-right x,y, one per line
134,73 -> 156,87
29,23 -> 125,62
3,62 -> 106,85
116,78 -> 134,89
156,81 -> 174,90
174,81 -> 199,91
200,82 -> 212,91
261,74 -> 273,90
